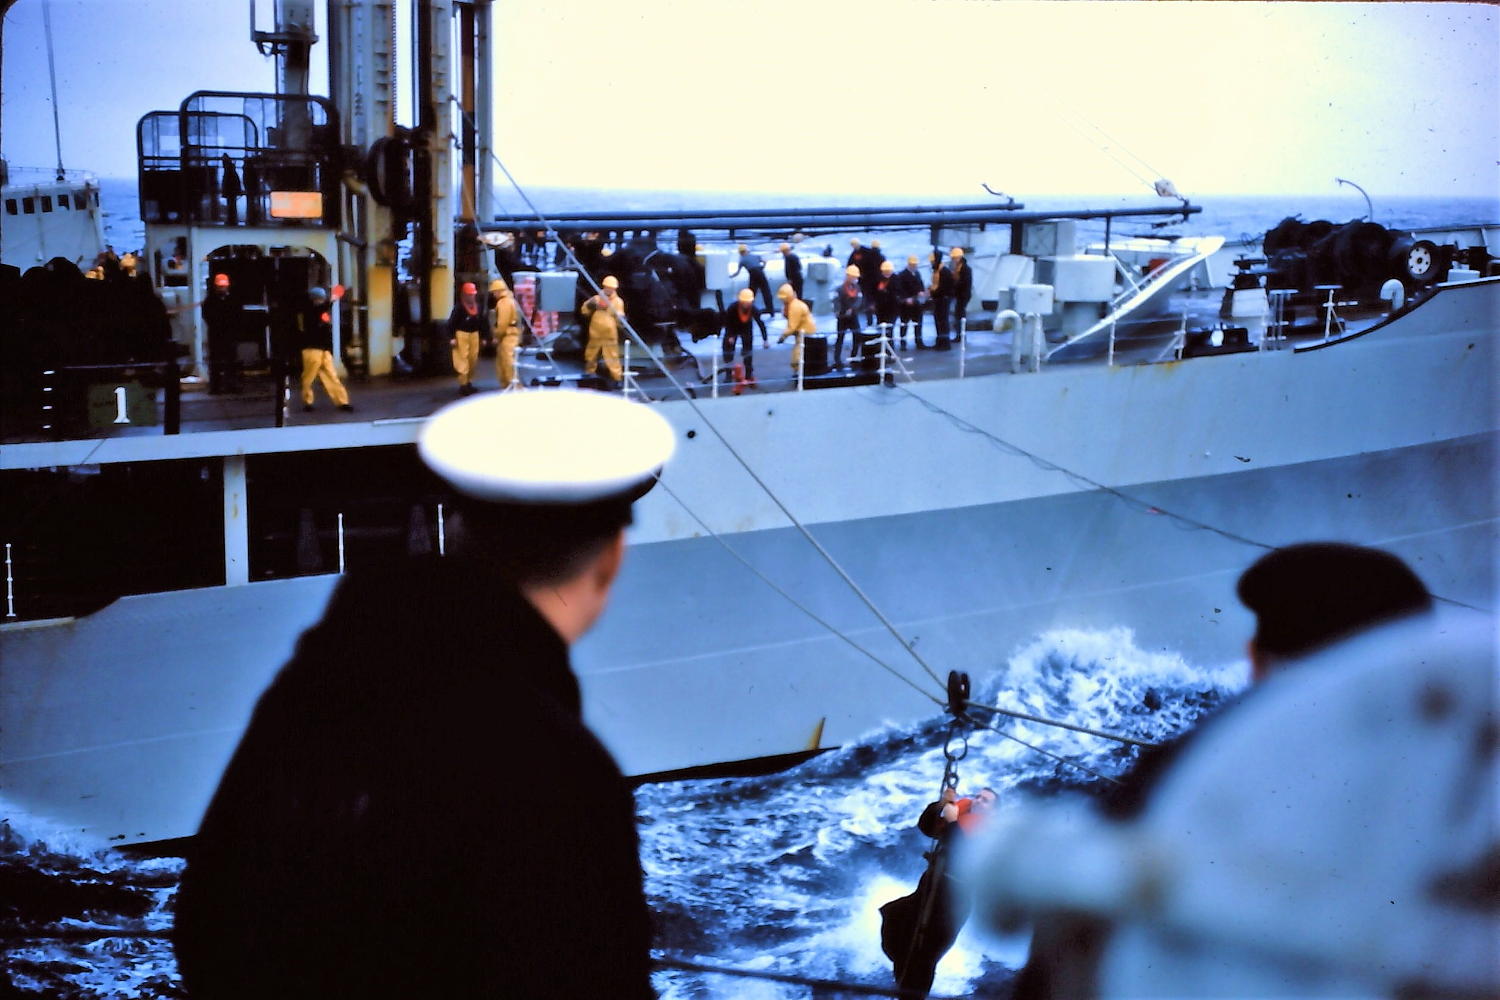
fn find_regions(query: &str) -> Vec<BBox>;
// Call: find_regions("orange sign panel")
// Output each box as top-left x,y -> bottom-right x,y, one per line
269,191 -> 324,219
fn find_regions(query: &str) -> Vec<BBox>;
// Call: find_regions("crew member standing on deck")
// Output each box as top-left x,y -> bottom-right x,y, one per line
294,286 -> 353,412
580,275 -> 626,386
777,282 -> 816,372
833,264 -> 864,368
861,239 -> 887,324
448,281 -> 487,396
873,260 -> 900,350
722,287 -> 766,388
928,251 -> 955,351
779,242 -> 804,302
737,244 -> 775,313
948,247 -> 973,341
490,278 -> 522,390
175,389 -> 671,1000
895,255 -> 927,349
201,272 -> 245,394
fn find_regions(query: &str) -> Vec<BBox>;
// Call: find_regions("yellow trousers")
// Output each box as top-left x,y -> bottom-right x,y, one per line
300,348 -> 350,407
782,332 -> 806,368
583,332 -> 622,381
452,329 -> 480,386
495,332 -> 520,387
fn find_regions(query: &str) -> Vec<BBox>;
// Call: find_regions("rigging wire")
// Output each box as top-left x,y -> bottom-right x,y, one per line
893,385 -> 1489,614
970,715 -> 1124,787
466,105 -> 950,694
962,700 -> 1157,749
650,475 -> 945,705
894,383 -> 1273,550
41,0 -> 67,181
655,955 -> 969,999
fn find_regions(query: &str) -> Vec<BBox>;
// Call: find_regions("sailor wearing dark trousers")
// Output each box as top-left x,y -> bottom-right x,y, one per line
722,288 -> 767,384
872,260 -> 901,351
894,255 -> 927,349
833,264 -> 865,368
779,242 -> 804,301
174,390 -> 672,1000
737,244 -> 775,313
948,247 -> 973,341
928,251 -> 955,351
861,239 -> 887,324
201,272 -> 245,393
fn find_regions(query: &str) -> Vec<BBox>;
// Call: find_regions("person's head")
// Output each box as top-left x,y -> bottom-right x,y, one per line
776,283 -> 795,303
845,264 -> 860,282
737,288 -> 755,307
460,281 -> 477,301
419,391 -> 675,644
850,238 -> 861,249
309,286 -> 328,304
950,247 -> 965,264
871,239 -> 881,251
880,260 -> 894,276
601,275 -> 619,297
906,255 -> 919,269
974,787 -> 998,811
1236,542 -> 1432,680
778,242 -> 791,254
490,278 -> 509,297
737,243 -> 749,255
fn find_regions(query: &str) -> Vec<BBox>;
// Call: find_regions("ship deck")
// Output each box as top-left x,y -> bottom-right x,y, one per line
1,288 -> 1391,444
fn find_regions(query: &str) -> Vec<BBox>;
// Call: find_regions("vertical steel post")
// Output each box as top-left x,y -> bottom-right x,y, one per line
223,456 -> 250,586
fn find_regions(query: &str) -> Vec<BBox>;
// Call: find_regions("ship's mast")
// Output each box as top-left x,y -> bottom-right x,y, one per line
327,0 -> 399,375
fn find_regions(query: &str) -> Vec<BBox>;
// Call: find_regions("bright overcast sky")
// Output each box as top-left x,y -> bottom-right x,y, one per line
3,0 -> 1497,199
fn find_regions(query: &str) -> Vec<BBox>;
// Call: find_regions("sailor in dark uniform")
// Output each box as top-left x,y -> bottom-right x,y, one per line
174,390 -> 675,1000
779,241 -> 804,301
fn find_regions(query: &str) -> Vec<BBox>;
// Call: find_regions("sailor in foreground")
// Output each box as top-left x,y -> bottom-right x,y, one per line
175,390 -> 674,1000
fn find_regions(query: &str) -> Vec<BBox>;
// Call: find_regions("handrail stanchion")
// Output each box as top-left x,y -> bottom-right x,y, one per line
436,503 -> 446,557
712,334 -> 720,400
1108,317 -> 1117,367
337,512 -> 346,574
958,318 -> 967,379
164,355 -> 181,434
797,335 -> 805,393
623,339 -> 632,399
878,323 -> 889,385
5,542 -> 16,618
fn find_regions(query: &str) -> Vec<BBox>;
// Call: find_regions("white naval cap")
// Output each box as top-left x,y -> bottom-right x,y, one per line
419,390 -> 676,505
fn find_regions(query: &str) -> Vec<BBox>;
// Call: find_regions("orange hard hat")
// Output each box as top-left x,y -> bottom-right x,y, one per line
460,281 -> 477,295
213,273 -> 230,288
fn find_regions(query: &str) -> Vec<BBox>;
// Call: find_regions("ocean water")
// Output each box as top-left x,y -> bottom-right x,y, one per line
1,627 -> 1243,999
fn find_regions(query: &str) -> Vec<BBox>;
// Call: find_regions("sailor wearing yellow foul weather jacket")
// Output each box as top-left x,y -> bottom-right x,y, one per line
776,283 -> 816,369
448,282 -> 486,396
580,275 -> 626,383
490,278 -> 521,389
